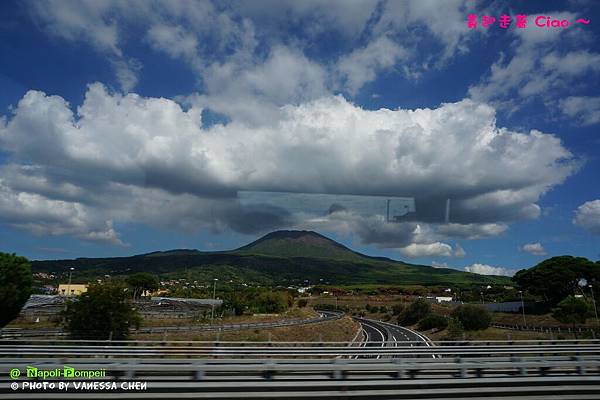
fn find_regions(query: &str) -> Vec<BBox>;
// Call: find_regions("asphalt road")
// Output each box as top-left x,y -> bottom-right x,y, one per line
354,317 -> 434,358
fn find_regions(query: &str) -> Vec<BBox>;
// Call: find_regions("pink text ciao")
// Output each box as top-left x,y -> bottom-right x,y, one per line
535,16 -> 570,28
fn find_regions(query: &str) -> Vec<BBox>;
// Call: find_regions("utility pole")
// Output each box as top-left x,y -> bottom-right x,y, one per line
590,284 -> 599,326
211,278 -> 218,324
519,290 -> 527,327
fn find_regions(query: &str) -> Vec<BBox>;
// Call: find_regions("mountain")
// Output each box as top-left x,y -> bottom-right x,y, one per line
31,230 -> 510,287
234,230 -> 366,261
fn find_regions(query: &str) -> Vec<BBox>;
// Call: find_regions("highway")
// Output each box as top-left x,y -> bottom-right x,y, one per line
355,317 -> 432,345
354,317 -> 434,358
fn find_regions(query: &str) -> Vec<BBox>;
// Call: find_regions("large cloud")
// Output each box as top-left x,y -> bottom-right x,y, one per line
0,84 -> 577,244
574,200 -> 600,235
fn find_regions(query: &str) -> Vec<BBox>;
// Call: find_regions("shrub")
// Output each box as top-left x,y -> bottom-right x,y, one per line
224,293 -> 247,316
553,295 -> 589,327
399,298 -> 431,325
451,304 -> 491,331
64,281 -> 141,340
417,314 -> 448,331
297,298 -> 308,308
0,252 -> 32,328
391,303 -> 404,316
445,318 -> 465,340
256,291 -> 290,313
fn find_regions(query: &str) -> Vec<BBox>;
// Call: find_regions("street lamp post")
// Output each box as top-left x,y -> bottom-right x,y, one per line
211,278 -> 218,324
67,267 -> 74,297
519,290 -> 527,327
589,284 -> 599,326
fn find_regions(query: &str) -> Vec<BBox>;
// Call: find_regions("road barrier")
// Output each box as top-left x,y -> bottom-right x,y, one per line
492,322 -> 598,336
2,340 -> 600,358
2,341 -> 600,398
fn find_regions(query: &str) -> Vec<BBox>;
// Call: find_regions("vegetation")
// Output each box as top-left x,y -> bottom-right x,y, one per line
256,291 -> 293,313
417,314 -> 448,331
398,298 -> 431,325
552,295 -> 589,327
444,318 -> 465,340
513,256 -> 600,306
0,252 -> 32,328
223,288 -> 293,316
313,303 -> 344,312
297,298 -> 308,308
125,272 -> 159,298
134,316 -> 360,342
452,304 -> 491,331
32,231 -> 510,287
64,281 -> 141,340
391,303 -> 405,316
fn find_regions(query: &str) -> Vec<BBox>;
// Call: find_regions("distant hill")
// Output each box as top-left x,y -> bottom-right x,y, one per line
32,230 -> 510,287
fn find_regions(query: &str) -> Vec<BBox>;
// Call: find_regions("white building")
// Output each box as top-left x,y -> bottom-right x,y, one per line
435,296 -> 453,303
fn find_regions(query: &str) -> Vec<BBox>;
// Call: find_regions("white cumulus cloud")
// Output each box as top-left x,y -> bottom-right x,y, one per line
574,200 -> 600,235
464,263 -> 515,277
468,11 -> 600,117
399,242 -> 454,258
0,84 -> 578,245
520,242 -> 546,256
336,36 -> 408,95
559,96 -> 600,126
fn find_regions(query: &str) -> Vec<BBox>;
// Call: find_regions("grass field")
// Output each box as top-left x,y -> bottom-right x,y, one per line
423,327 -> 580,341
132,315 -> 361,342
139,307 -> 318,328
491,311 -> 600,328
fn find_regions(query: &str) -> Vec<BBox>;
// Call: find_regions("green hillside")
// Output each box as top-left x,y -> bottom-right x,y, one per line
32,230 -> 511,287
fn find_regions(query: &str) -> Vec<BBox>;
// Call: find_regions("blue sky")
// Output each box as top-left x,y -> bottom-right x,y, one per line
0,0 -> 599,276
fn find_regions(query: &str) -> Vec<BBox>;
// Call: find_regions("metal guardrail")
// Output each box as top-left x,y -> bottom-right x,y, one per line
2,356 -> 599,378
3,338 -> 600,346
2,342 -> 600,358
2,377 -> 600,399
492,323 -> 598,335
2,341 -> 600,398
2,358 -> 600,398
